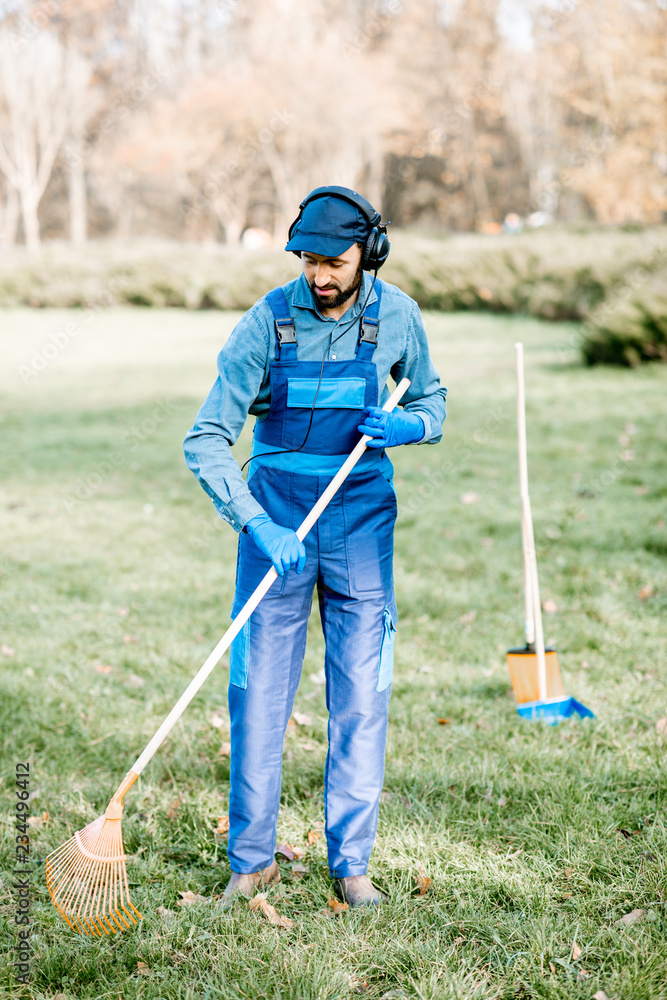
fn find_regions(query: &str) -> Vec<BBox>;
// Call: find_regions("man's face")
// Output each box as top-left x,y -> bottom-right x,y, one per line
302,243 -> 363,311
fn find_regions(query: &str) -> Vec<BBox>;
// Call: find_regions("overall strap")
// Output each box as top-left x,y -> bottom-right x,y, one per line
356,281 -> 383,361
266,286 -> 298,361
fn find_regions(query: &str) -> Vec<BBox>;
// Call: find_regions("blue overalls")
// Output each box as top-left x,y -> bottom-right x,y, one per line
227,284 -> 398,879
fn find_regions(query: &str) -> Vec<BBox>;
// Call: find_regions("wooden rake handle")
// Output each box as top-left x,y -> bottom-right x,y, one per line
515,343 -> 547,701
128,377 -> 412,778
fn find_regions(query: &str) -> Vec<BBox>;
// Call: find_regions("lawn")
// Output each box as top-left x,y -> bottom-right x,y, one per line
0,305 -> 666,1000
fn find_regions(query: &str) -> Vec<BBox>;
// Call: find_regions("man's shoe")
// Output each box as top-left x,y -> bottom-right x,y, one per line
221,861 -> 281,902
333,875 -> 387,908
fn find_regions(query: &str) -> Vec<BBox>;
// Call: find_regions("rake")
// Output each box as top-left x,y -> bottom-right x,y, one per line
46,378 -> 411,935
506,343 -> 593,724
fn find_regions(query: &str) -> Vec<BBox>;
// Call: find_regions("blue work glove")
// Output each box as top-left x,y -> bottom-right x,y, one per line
244,512 -> 306,576
358,406 -> 425,448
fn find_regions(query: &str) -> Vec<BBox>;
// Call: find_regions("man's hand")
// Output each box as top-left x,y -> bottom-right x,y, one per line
358,406 -> 425,448
245,513 -> 306,576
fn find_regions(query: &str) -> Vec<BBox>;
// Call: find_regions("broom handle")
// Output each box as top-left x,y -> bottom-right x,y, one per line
515,343 -> 547,701
129,377 -> 412,777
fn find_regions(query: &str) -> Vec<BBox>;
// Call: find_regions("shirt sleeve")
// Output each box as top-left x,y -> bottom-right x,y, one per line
183,307 -> 269,531
391,303 -> 447,444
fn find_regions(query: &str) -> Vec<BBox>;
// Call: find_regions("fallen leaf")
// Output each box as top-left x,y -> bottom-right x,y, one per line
248,893 -> 293,928
564,867 -> 572,878
656,718 -> 667,736
542,599 -> 558,613
477,286 -> 493,301
577,969 -> 589,980
219,741 -> 232,757
416,868 -> 432,895
460,491 -> 480,505
572,942 -> 582,961
292,846 -> 304,859
123,634 -> 138,643
1,644 -> 16,656
117,606 -> 129,616
28,811 -> 48,829
634,485 -> 649,496
615,908 -> 643,926
216,815 -> 230,836
95,663 -> 113,674
167,796 -> 182,820
453,935 -> 465,945
136,961 -> 150,974
497,796 -> 507,807
548,962 -> 556,974
176,890 -> 209,907
156,906 -> 175,920
293,712 -> 312,726
308,669 -> 326,685
126,673 -> 144,688
458,610 -> 476,623
209,711 -> 226,729
593,992 -> 610,1000
638,584 -> 655,600
307,829 -> 321,845
327,897 -> 349,914
418,664 -> 433,673
561,893 -> 573,899
291,863 -> 309,877
506,848 -> 522,860
438,717 -> 451,725
275,843 -> 294,861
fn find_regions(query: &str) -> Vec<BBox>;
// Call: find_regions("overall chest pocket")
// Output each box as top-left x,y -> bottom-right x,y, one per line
286,378 -> 366,409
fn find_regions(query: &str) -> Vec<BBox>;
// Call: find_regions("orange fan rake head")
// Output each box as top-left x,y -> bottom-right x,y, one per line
45,771 -> 142,936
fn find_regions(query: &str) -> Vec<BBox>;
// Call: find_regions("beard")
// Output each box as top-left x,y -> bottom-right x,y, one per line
308,263 -> 363,310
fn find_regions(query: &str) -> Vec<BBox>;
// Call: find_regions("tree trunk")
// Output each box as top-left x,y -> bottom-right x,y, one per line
0,184 -> 19,250
69,156 -> 87,244
20,188 -> 41,250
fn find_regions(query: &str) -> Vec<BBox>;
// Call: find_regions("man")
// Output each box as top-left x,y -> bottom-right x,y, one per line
184,186 -> 447,907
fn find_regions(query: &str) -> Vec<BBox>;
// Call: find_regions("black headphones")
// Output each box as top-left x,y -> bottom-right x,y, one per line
288,185 -> 391,271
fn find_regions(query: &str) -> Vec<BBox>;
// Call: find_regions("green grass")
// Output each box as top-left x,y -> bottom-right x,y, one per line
0,307 -> 666,1000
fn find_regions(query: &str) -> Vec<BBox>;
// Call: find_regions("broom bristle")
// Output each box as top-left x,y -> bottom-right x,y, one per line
46,813 -> 142,935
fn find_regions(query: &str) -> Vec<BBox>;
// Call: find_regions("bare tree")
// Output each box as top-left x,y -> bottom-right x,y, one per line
0,29 -> 94,248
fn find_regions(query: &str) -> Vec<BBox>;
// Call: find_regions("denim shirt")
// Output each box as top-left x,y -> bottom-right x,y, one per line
183,271 -> 447,531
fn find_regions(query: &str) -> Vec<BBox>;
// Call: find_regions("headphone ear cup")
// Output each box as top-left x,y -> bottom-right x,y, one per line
362,228 -> 378,271
362,227 -> 390,270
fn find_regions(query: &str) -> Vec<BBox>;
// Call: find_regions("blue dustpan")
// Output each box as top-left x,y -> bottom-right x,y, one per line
517,696 -> 595,725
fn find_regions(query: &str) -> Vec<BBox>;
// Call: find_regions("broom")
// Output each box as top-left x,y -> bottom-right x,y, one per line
506,344 -> 593,724
46,378 -> 411,935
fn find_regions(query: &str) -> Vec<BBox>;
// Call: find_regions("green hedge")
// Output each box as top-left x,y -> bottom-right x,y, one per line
1,226 -> 666,364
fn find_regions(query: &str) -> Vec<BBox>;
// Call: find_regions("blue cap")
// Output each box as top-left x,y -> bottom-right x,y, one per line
285,195 -> 371,258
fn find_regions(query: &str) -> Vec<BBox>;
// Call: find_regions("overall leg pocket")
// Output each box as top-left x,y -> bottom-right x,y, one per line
377,606 -> 396,693
229,616 -> 251,690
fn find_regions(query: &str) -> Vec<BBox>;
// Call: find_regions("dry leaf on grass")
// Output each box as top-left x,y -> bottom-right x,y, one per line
275,843 -> 294,861
548,962 -> 556,974
209,711 -> 226,729
453,936 -> 465,946
177,890 -> 210,907
215,815 -> 230,837
307,829 -> 321,845
1,644 -> 16,657
460,492 -> 480,505
542,599 -> 558,613
438,717 -> 451,725
416,868 -> 432,895
156,906 -> 175,921
655,718 -> 667,736
27,811 -> 48,829
94,663 -> 113,674
458,611 -> 476,624
293,712 -> 312,726
291,863 -> 309,877
248,892 -> 293,929
292,845 -> 304,859
219,741 -> 232,757
136,961 -> 150,975
593,992 -> 610,1000
167,796 -> 182,820
638,584 -> 655,600
572,942 -> 582,961
615,908 -> 643,926
327,898 -> 349,914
